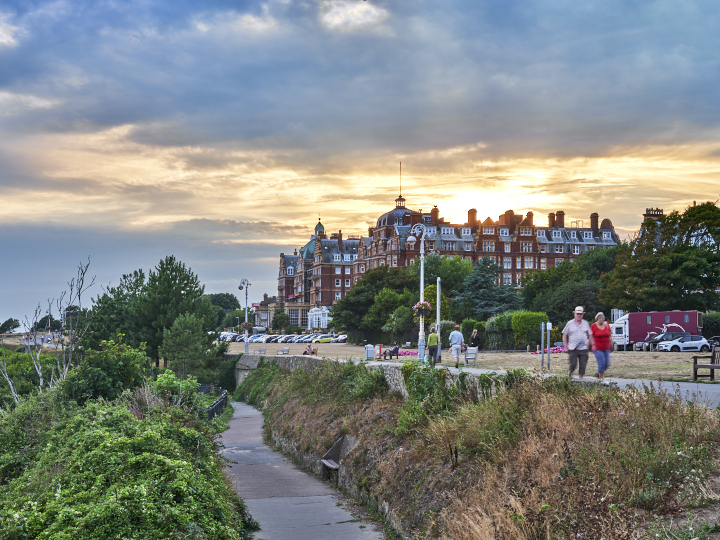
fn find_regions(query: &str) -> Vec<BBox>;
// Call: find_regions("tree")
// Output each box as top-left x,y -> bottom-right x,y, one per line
330,266 -> 416,333
381,306 -> 414,344
0,318 -> 20,334
159,313 -> 208,380
272,309 -> 290,331
135,256 -> 214,360
421,284 -> 452,322
454,257 -> 522,321
204,293 -> 241,312
600,203 -> 720,312
545,280 -> 603,326
407,253 -> 473,299
222,308 -> 249,330
362,288 -> 414,333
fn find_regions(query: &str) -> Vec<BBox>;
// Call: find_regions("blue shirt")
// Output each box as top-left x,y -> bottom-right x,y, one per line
449,330 -> 464,346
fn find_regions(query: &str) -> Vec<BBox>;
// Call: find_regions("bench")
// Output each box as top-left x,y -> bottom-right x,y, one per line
253,347 -> 267,355
402,342 -> 412,348
277,347 -> 290,355
464,346 -> 478,367
693,345 -> 720,381
382,347 -> 400,360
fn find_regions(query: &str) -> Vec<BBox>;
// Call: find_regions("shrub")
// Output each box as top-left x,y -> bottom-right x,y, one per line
473,320 -> 486,332
703,311 -> 720,338
510,311 -> 549,348
461,318 -> 478,341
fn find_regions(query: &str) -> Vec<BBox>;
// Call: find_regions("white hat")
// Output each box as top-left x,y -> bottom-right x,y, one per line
574,306 -> 585,314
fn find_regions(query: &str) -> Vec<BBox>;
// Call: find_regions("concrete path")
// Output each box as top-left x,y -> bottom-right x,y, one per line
221,402 -> 384,540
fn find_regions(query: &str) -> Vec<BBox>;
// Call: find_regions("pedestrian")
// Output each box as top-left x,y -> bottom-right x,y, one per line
427,327 -> 439,365
562,306 -> 592,379
449,324 -> 465,368
469,328 -> 481,349
591,312 -> 612,380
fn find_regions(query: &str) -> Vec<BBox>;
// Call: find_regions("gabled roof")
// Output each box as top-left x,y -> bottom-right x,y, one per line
482,217 -> 495,226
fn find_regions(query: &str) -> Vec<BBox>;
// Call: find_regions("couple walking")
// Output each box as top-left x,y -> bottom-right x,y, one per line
562,306 -> 612,380
427,324 -> 479,369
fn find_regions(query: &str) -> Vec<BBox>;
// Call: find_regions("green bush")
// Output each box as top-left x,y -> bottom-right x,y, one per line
0,348 -> 56,407
234,360 -> 284,406
461,318 -> 478,341
510,311 -> 549,348
703,311 -> 720,338
473,321 -> 486,332
62,337 -> 149,405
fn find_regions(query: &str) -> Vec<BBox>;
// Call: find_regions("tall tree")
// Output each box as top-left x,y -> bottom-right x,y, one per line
272,309 -> 290,331
454,257 -> 522,321
407,253 -> 473,298
158,313 -> 207,380
362,288 -> 414,333
600,203 -> 720,312
204,293 -> 241,312
135,256 -> 213,360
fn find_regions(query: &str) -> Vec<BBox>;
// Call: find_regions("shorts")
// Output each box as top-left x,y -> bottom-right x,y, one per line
594,349 -> 611,373
451,344 -> 462,358
568,349 -> 588,376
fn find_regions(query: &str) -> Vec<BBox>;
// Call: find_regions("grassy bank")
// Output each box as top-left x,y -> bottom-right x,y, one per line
236,360 -> 720,539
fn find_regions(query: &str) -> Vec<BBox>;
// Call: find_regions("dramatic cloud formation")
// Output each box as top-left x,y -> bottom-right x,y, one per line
1,0 -> 719,321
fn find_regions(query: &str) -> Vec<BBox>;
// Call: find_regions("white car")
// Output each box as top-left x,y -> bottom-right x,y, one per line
657,335 -> 711,353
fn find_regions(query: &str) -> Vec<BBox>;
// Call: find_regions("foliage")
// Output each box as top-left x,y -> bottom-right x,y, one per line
381,306 -> 414,344
600,202 -> 720,312
419,285 -> 451,323
62,337 -> 149,406
271,309 -> 290,331
233,360 -> 283,406
0,349 -> 56,407
460,318 -> 477,340
362,288 -> 414,333
510,311 -> 549,348
222,309 -> 249,330
703,311 -> 720,338
216,354 -> 240,393
34,315 -> 62,331
407,253 -> 473,298
205,293 -> 241,312
0,318 -> 20,334
159,313 -> 209,380
330,266 -> 416,334
473,320 -> 486,332
0,390 -> 258,539
454,257 -> 522,321
395,364 -> 458,435
538,279 -> 604,326
136,256 -> 214,360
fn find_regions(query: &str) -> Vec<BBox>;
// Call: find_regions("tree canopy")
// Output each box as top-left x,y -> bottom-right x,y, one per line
453,257 -> 522,321
407,253 -> 473,298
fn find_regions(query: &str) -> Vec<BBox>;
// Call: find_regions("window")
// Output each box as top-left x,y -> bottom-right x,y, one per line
555,245 -> 563,253
392,255 -> 397,266
483,227 -> 495,234
504,243 -> 511,253
335,267 -> 341,274
353,254 -> 358,260
379,260 -> 385,266
503,273 -> 512,285
335,279 -> 341,286
569,231 -> 576,239
516,257 -> 521,268
260,312 -> 267,320
462,228 -> 471,236
537,230 -> 545,237
516,274 -> 523,285
525,258 -> 533,269
587,245 -> 594,250
540,258 -> 547,270
428,241 -> 435,250
540,244 -> 546,253
555,259 -> 562,267
465,242 -> 472,251
684,314 -> 689,323
521,242 -> 532,253
345,267 -> 351,274
665,315 -> 670,324
483,241 -> 494,251
646,315 -> 652,324
500,228 -> 509,236
333,254 -> 340,261
345,279 -> 350,287
443,241 -> 455,250
504,257 -> 512,269
442,227 -> 454,235
335,292 -> 341,300
287,267 -> 294,276
344,254 -> 350,261
552,230 -> 561,238
572,245 -> 580,255
289,309 -> 299,326
584,231 -> 593,239
360,264 -> 365,272
520,227 -> 532,236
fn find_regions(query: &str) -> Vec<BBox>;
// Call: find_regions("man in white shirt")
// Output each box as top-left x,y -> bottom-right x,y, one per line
562,306 -> 593,379
448,324 -> 465,369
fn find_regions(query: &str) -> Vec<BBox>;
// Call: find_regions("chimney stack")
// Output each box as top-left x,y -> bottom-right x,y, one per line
468,208 -> 477,230
548,212 -> 556,228
431,205 -> 439,225
556,210 -> 565,228
590,213 -> 599,234
526,211 -> 534,225
504,210 -> 516,233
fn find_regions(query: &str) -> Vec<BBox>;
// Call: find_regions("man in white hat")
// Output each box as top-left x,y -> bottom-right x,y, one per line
562,306 -> 593,378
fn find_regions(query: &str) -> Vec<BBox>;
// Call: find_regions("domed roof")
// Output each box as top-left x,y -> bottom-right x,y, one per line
315,218 -> 324,232
376,195 -> 416,228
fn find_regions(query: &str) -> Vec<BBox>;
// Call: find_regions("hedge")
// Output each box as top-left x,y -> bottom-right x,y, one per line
510,311 -> 550,348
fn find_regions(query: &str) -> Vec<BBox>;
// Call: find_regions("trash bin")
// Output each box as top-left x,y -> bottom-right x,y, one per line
374,344 -> 382,359
365,344 -> 374,361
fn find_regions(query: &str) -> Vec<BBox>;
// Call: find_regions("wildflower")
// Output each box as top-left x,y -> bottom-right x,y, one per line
631,423 -> 635,427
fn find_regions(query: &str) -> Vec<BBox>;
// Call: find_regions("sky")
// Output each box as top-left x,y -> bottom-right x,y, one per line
1,0 -> 720,323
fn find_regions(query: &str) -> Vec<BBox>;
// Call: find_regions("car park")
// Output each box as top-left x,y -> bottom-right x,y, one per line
657,335 -> 711,353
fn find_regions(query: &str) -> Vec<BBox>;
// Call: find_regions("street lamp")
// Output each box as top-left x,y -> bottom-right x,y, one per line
236,317 -> 240,332
238,279 -> 251,354
406,223 -> 428,361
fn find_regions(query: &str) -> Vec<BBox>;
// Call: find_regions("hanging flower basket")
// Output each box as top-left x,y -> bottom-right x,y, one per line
240,321 -> 253,331
413,301 -> 432,316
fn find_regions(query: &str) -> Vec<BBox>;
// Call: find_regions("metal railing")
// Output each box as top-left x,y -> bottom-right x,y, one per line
198,385 -> 228,421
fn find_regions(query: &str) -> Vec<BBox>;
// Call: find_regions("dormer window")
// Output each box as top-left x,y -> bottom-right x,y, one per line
483,227 -> 495,234
462,228 -> 471,236
500,228 -> 509,236
537,230 -> 545,237
583,231 -> 593,239
343,254 -> 350,261
333,254 -> 341,261
552,230 -> 561,238
287,267 -> 294,276
570,231 -> 577,239
603,232 -> 611,239
520,227 -> 532,236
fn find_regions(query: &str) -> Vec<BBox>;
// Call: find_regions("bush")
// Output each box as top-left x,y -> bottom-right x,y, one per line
461,318 -> 478,341
62,337 -> 149,406
703,311 -> 720,338
473,320 -> 486,332
510,311 -> 549,348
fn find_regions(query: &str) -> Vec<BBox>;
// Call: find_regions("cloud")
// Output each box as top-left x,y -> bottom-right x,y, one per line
0,13 -> 19,47
321,1 -> 388,29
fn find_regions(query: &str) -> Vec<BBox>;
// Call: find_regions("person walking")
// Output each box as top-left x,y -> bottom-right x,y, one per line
591,312 -> 612,380
427,327 -> 440,366
562,306 -> 592,379
449,324 -> 465,369
469,328 -> 481,349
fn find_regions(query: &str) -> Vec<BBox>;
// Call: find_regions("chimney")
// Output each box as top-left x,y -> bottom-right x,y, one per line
526,211 -> 533,225
294,249 -> 298,255
431,205 -> 439,225
556,211 -> 565,228
504,210 -> 515,233
468,208 -> 477,229
337,230 -> 343,253
548,212 -> 556,227
590,213 -> 599,234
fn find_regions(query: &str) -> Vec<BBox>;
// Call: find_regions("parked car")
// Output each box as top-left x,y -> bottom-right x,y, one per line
312,334 -> 334,343
330,334 -> 347,343
707,336 -> 720,348
657,335 -> 711,353
636,331 -> 691,351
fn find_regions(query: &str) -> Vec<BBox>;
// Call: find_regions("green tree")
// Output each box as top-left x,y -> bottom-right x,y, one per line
407,253 -> 473,298
204,293 -> 241,312
454,257 -> 522,320
272,309 -> 290,331
159,313 -> 208,380
135,256 -> 214,360
330,266 -> 416,333
421,284 -> 452,322
381,305 -> 414,344
600,203 -> 720,312
0,318 -> 20,334
544,280 -> 604,326
222,308 -> 249,330
362,288 -> 414,333
62,336 -> 149,405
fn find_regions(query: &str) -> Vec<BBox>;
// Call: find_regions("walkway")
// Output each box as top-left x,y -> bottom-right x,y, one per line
221,402 -> 384,540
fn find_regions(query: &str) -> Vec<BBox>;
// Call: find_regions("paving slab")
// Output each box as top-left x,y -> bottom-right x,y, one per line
222,402 -> 384,540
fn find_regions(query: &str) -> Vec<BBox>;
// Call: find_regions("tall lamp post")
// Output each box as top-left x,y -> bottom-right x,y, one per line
406,223 -> 428,361
238,279 -> 251,354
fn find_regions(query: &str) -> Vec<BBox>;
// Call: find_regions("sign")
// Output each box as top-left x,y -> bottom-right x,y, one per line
251,303 -> 260,307
547,322 -> 552,329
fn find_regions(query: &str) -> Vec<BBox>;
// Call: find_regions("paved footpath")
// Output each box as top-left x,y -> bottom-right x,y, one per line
221,402 -> 384,540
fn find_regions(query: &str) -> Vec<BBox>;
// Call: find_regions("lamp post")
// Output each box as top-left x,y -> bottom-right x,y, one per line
406,223 -> 428,361
236,317 -> 240,332
238,279 -> 251,354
